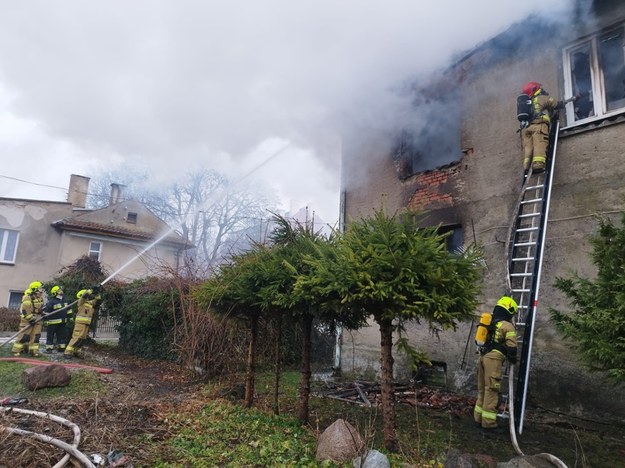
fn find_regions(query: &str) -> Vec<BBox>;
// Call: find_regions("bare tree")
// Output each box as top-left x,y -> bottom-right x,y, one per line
88,168 -> 276,270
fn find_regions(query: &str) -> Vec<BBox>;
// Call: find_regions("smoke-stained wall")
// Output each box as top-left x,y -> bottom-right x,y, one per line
341,3 -> 625,422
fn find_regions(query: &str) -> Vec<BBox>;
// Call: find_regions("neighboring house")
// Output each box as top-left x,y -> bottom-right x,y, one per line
339,1 -> 625,421
0,174 -> 192,309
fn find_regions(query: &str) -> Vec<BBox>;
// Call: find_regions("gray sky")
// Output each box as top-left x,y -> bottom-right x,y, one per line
0,0 -> 571,223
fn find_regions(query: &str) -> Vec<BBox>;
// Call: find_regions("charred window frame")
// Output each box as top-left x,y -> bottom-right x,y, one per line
563,24 -> 625,126
438,225 -> 463,254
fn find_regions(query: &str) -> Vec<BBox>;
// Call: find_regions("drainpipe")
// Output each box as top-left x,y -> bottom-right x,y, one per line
334,190 -> 347,373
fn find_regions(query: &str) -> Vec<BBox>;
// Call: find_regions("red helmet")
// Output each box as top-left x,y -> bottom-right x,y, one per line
522,81 -> 541,96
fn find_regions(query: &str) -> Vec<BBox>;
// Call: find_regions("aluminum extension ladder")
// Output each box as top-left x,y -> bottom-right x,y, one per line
504,121 -> 560,434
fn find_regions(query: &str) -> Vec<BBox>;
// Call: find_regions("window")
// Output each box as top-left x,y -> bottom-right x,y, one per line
89,241 -> 102,261
126,212 -> 137,224
438,225 -> 463,253
8,291 -> 22,310
0,228 -> 19,264
563,24 -> 625,125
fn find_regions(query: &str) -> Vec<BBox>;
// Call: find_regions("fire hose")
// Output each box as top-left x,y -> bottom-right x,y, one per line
0,406 -> 94,468
0,299 -> 79,349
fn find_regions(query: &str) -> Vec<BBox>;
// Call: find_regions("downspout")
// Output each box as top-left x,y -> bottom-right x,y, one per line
334,190 -> 347,373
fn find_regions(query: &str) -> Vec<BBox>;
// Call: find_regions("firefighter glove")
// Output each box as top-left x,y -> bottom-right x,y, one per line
29,318 -> 36,326
92,284 -> 103,294
507,347 -> 518,365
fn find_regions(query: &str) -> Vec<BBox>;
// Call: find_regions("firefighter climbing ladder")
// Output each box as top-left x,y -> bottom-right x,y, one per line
505,121 -> 560,435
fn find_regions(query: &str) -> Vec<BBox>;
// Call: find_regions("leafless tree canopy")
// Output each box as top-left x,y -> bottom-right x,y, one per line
88,168 -> 277,270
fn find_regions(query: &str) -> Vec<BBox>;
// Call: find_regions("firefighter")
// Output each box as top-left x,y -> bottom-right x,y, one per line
474,296 -> 518,432
43,285 -> 72,353
11,281 -> 45,357
520,81 -> 574,173
64,287 -> 102,359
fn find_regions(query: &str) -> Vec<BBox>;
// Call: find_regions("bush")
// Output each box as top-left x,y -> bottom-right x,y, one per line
0,307 -> 19,332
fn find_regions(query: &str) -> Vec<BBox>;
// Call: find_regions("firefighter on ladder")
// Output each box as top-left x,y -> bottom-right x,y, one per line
519,81 -> 577,173
474,296 -> 518,432
11,281 -> 45,357
64,286 -> 102,359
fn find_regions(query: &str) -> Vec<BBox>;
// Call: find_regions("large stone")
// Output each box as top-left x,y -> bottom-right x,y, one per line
316,419 -> 365,462
497,455 -> 564,468
23,364 -> 71,390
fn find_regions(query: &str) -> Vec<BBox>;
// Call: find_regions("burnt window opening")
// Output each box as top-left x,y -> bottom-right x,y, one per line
438,225 -> 463,254
127,212 -> 138,224
392,97 -> 462,180
563,24 -> 625,125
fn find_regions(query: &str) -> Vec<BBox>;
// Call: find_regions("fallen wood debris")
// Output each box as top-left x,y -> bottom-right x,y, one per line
313,381 -> 474,416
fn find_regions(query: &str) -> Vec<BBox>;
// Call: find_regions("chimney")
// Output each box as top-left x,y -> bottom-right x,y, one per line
67,174 -> 90,208
109,183 -> 125,205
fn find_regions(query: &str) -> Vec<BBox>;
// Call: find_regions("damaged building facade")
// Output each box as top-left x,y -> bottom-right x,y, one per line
339,0 -> 625,421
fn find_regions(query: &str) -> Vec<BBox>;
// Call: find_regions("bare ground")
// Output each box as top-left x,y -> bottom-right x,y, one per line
1,344 -> 625,467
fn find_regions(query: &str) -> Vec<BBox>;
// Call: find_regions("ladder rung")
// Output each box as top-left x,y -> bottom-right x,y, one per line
519,212 -> 541,219
521,198 -> 542,205
514,241 -> 537,247
524,183 -> 544,190
516,322 -> 526,326
512,288 -> 530,293
510,273 -> 532,277
516,227 -> 539,233
512,257 -> 535,262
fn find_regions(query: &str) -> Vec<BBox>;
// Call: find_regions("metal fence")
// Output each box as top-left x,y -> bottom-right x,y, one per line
92,314 -> 121,336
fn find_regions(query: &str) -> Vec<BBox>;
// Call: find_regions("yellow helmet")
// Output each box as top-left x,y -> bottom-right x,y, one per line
51,285 -> 62,296
29,281 -> 43,291
497,296 -> 518,314
77,289 -> 88,299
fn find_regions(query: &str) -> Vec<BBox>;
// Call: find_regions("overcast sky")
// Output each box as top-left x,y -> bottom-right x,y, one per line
0,1 -> 572,224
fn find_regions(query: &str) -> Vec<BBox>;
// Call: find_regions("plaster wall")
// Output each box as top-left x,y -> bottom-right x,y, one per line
0,200 -> 72,306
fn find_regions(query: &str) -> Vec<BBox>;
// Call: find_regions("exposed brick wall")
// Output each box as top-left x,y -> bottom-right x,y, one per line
406,165 -> 459,211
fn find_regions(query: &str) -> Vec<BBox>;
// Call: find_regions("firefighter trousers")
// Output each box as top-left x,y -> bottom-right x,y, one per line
64,322 -> 90,356
11,317 -> 42,356
522,122 -> 550,171
46,322 -> 68,350
474,352 -> 504,429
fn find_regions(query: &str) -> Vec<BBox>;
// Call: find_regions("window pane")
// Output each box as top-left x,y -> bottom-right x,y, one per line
570,46 -> 595,120
8,292 -> 22,310
3,230 -> 18,262
599,29 -> 625,112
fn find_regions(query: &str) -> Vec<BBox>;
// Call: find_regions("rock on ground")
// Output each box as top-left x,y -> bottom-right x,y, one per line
316,418 -> 365,462
22,364 -> 71,390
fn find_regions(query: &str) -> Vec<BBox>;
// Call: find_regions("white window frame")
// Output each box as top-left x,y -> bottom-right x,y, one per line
0,228 -> 19,264
563,23 -> 625,127
88,241 -> 102,261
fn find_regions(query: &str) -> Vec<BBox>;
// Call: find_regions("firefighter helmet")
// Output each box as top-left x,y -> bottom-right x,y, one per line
29,281 -> 43,291
497,296 -> 518,315
522,81 -> 541,97
51,285 -> 62,296
77,289 -> 87,299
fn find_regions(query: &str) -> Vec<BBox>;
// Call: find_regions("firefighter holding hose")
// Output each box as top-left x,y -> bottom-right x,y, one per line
64,285 -> 102,359
474,296 -> 518,433
11,281 -> 45,357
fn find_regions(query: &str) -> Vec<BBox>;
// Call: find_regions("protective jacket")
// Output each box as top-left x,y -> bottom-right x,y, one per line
21,290 -> 44,321
480,305 -> 518,362
43,296 -> 72,324
75,291 -> 101,325
528,93 -> 562,125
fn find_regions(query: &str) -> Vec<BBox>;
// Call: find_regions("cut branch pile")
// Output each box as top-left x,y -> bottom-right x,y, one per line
314,380 -> 474,417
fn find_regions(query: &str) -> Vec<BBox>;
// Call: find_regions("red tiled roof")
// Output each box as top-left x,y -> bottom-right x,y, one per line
52,218 -> 191,248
